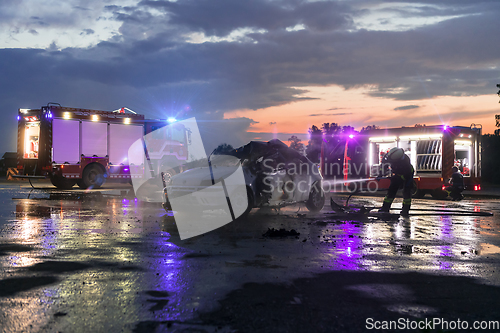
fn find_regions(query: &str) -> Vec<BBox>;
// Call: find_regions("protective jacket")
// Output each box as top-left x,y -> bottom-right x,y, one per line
382,153 -> 414,176
450,171 -> 465,189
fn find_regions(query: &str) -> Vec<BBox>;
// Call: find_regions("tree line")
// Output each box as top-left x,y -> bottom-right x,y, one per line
288,123 -> 378,163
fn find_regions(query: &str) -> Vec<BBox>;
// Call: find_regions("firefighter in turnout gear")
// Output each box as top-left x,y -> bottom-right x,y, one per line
444,166 -> 465,201
378,147 -> 415,217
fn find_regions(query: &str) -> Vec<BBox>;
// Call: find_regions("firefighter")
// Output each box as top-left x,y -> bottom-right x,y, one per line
445,166 -> 465,201
378,147 -> 414,216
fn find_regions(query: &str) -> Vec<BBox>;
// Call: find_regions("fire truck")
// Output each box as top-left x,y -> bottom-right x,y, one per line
16,103 -> 190,189
320,124 -> 482,198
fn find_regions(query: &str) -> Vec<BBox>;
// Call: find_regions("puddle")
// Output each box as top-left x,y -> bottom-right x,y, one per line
479,243 -> 500,255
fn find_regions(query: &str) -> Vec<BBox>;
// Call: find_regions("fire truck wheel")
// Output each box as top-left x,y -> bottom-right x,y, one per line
50,175 -> 76,190
161,170 -> 176,186
305,181 -> 325,212
81,164 -> 106,189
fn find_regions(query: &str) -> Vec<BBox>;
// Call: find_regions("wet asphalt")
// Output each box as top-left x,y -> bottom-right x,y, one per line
1,181 -> 500,332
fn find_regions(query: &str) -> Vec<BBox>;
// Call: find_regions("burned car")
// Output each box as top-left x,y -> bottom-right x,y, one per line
163,139 -> 325,216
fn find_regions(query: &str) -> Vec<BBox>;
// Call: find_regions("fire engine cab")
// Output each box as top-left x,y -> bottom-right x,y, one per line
16,103 -> 189,189
321,124 -> 481,198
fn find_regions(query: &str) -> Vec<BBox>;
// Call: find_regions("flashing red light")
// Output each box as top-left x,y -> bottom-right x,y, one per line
474,185 -> 481,191
442,185 -> 446,191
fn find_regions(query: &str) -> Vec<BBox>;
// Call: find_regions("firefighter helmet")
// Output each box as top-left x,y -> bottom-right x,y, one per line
387,147 -> 404,161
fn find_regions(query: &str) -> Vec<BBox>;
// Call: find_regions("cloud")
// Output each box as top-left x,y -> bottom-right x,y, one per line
1,0 -> 500,153
80,29 -> 95,35
197,117 -> 258,154
394,105 -> 420,111
141,0 -> 353,36
309,113 -> 353,117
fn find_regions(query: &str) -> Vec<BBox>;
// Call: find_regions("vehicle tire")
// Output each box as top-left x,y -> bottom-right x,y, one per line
81,164 -> 106,189
232,186 -> 253,219
305,181 -> 325,212
50,175 -> 76,190
431,188 -> 448,199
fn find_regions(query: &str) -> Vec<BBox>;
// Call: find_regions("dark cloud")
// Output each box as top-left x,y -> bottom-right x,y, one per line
80,29 -> 95,35
394,105 -> 420,111
140,0 -> 353,36
1,0 -> 500,153
0,1 -> 119,31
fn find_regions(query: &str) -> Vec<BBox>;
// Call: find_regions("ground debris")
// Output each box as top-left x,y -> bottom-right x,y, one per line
262,228 -> 300,238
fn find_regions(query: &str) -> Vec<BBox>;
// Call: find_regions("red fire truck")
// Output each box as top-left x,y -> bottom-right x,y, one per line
16,103 -> 190,189
320,124 -> 482,198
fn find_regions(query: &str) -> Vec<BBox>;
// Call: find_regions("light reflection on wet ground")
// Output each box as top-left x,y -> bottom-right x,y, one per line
1,183 -> 500,331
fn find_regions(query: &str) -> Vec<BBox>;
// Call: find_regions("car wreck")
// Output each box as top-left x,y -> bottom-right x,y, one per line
163,139 -> 325,215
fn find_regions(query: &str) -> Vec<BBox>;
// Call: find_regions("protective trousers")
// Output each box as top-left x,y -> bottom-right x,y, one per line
381,174 -> 413,215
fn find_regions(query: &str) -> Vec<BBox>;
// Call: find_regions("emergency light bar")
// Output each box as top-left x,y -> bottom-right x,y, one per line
24,116 -> 39,122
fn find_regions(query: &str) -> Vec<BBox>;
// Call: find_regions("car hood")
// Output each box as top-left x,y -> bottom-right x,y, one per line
170,165 -> 245,187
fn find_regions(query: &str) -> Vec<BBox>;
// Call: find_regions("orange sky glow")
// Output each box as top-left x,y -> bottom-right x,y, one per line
225,85 -> 499,140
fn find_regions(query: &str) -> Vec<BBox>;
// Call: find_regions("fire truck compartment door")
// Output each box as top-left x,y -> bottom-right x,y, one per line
82,121 -> 108,157
109,124 -> 144,165
52,118 -> 80,163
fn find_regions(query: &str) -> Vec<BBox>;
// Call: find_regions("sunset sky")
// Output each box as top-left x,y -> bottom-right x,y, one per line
1,0 -> 499,154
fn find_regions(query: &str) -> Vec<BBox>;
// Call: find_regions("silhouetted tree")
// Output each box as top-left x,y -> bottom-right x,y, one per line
212,143 -> 234,155
360,125 -> 380,132
288,135 -> 305,155
306,125 -> 323,163
306,123 -> 360,163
